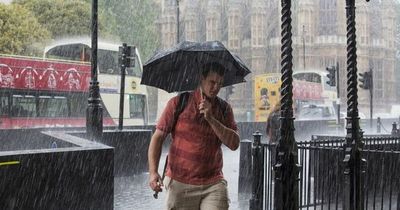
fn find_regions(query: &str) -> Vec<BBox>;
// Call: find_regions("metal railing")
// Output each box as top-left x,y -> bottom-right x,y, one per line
240,133 -> 400,209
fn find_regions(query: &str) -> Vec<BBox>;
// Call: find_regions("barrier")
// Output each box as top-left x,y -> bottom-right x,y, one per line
240,133 -> 400,209
0,130 -> 114,210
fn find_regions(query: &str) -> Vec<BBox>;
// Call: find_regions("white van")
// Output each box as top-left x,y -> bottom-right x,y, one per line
297,104 -> 336,121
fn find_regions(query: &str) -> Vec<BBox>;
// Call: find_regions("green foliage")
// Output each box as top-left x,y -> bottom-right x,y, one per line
0,4 -> 50,55
4,0 -> 160,61
13,0 -> 112,39
102,0 -> 161,61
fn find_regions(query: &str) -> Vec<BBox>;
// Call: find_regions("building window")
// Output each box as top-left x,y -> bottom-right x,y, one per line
369,4 -> 382,40
207,17 -> 218,41
252,14 -> 264,47
318,0 -> 337,35
370,60 -> 383,99
228,12 -> 240,49
185,18 -> 197,41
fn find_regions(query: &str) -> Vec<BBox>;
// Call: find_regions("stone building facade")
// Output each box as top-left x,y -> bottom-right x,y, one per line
156,0 -> 397,121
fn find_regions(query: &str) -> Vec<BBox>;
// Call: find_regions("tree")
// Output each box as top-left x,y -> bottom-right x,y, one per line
0,4 -> 50,55
9,0 -> 160,61
13,0 -> 113,39
102,0 -> 160,61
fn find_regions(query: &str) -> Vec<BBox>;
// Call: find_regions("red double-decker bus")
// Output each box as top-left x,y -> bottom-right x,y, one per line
0,39 -> 149,129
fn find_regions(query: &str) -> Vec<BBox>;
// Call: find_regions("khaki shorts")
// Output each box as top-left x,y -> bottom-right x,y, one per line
163,176 -> 230,210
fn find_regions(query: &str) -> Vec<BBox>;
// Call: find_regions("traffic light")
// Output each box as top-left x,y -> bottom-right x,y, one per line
326,66 -> 336,86
358,70 -> 372,89
119,43 -> 136,68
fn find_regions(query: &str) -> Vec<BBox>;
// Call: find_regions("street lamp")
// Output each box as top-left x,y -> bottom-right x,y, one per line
342,0 -> 371,209
274,0 -> 300,209
86,0 -> 103,140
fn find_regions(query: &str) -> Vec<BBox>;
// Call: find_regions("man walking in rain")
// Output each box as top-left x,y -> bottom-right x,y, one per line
148,62 -> 240,210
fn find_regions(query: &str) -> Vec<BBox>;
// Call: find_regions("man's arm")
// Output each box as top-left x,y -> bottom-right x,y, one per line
206,116 -> 240,151
148,129 -> 167,192
199,98 -> 240,150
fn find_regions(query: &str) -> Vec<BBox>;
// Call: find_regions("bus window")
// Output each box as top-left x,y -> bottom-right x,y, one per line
310,73 -> 321,83
293,73 -> 305,81
45,41 -> 144,77
82,47 -> 91,62
12,95 -> 37,117
298,104 -> 335,120
129,94 -> 146,119
97,49 -> 142,77
69,93 -> 87,117
126,57 -> 142,77
293,72 -> 321,83
46,44 -> 83,61
38,96 -> 68,117
98,49 -> 119,75
0,94 -> 9,116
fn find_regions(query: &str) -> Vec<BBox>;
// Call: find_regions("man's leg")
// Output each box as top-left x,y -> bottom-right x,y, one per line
200,179 -> 230,210
164,176 -> 202,210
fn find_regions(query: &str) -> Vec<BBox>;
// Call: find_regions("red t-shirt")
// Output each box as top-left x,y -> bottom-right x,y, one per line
156,89 -> 238,185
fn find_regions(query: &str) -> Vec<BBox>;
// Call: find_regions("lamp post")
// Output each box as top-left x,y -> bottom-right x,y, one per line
274,0 -> 300,209
86,0 -> 103,140
336,62 -> 340,126
342,0 -> 370,209
302,25 -> 306,70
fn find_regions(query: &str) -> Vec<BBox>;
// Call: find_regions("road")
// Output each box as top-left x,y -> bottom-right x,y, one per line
115,146 -> 250,210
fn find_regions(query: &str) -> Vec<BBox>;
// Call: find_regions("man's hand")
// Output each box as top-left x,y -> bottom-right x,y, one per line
199,99 -> 213,121
149,172 -> 163,193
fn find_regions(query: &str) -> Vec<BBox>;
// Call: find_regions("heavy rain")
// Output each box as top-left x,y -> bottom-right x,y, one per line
0,0 -> 399,209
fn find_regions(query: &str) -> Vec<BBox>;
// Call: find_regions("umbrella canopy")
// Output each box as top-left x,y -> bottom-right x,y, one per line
141,41 -> 251,93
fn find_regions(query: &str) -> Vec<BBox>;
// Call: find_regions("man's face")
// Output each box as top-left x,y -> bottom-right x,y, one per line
200,71 -> 224,99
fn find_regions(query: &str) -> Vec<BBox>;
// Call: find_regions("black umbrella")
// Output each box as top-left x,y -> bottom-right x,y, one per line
141,41 -> 251,93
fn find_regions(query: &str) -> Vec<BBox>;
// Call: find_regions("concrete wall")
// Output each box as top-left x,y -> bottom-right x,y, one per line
0,129 -> 77,151
100,130 -> 152,176
71,129 -> 153,177
0,130 -> 114,210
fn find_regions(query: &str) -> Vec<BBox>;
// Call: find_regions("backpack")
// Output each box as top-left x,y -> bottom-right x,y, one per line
171,92 -> 229,131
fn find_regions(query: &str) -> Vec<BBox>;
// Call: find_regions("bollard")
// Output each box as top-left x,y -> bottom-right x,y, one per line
376,117 -> 381,133
391,122 -> 398,136
238,139 -> 253,194
398,116 -> 400,129
249,131 -> 264,210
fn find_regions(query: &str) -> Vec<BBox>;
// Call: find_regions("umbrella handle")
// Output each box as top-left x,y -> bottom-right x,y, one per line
153,191 -> 159,199
200,87 -> 204,100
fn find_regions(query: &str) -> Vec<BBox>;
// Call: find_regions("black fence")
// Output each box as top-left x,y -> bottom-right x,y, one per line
240,134 -> 400,209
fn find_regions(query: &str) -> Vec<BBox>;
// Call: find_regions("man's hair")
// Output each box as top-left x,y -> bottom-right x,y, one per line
202,62 -> 226,78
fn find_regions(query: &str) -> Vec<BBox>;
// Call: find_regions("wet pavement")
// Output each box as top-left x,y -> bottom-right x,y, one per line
114,146 -> 250,210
